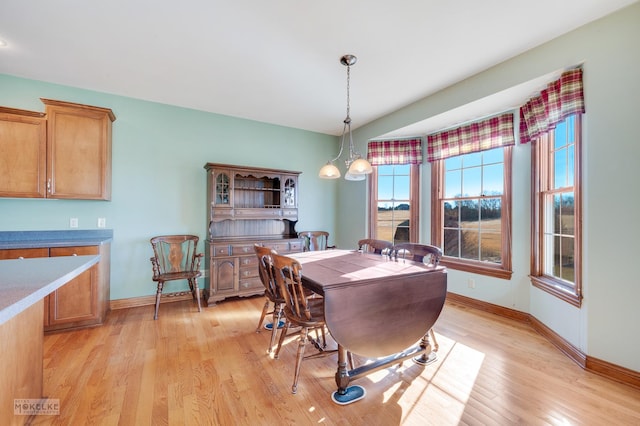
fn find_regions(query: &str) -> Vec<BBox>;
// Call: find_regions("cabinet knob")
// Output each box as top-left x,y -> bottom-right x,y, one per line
18,256 -> 24,259
47,178 -> 51,193
72,253 -> 78,256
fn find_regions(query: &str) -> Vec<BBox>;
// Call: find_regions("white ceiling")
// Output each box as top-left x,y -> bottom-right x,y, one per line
0,0 -> 636,137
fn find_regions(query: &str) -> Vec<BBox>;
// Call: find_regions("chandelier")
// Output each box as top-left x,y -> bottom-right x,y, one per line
318,54 -> 373,181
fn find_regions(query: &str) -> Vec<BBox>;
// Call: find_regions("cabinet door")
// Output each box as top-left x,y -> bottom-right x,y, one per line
283,176 -> 297,208
0,108 -> 47,198
42,99 -> 115,200
212,258 -> 237,295
213,169 -> 233,207
48,246 -> 99,327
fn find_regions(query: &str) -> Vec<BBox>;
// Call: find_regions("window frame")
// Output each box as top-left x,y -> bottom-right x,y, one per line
431,146 -> 513,279
530,115 -> 583,307
368,164 -> 420,243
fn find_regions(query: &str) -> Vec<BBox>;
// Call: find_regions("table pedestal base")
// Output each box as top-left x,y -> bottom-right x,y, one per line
331,385 -> 366,405
263,320 -> 285,330
413,351 -> 438,366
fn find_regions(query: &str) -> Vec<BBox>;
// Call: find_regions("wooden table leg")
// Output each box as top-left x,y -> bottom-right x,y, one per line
334,345 -> 350,394
413,329 -> 437,365
331,344 -> 366,405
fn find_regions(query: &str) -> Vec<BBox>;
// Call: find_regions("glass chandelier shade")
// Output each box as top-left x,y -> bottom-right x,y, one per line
318,54 -> 373,180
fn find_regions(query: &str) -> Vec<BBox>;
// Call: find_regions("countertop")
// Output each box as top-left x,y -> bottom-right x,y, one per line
0,255 -> 100,325
0,229 -> 113,249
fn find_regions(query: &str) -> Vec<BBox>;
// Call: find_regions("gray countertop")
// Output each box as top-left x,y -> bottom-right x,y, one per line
0,229 -> 113,249
0,255 -> 100,325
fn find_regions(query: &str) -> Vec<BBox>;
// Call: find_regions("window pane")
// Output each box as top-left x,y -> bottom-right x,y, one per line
553,235 -> 561,277
378,176 -> 393,200
462,167 -> 481,197
394,175 -> 410,200
378,164 -> 394,175
445,156 -> 462,170
561,192 -> 575,236
481,198 -> 501,223
378,202 -> 393,226
460,199 -> 479,228
554,148 -> 567,189
394,219 -> 410,244
555,120 -> 567,149
376,222 -> 393,241
443,229 -> 459,257
464,152 -> 482,167
483,148 -> 503,164
553,194 -> 562,234
567,145 -> 574,186
483,163 -> 503,195
543,233 -> 555,276
561,236 -> 575,283
461,230 -> 479,259
443,201 -> 459,228
481,231 -> 502,263
567,115 -> 575,143
445,169 -> 461,198
393,164 -> 410,174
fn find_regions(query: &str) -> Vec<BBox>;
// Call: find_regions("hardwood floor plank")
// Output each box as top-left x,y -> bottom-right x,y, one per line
29,297 -> 640,425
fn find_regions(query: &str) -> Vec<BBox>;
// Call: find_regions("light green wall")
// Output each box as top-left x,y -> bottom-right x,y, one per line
339,3 -> 640,371
0,75 -> 340,299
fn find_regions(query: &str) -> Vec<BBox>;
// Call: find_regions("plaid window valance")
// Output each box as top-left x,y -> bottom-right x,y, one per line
519,68 -> 584,144
426,113 -> 515,162
367,138 -> 423,166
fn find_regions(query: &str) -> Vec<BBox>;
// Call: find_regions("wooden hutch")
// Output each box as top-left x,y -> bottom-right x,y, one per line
203,163 -> 303,304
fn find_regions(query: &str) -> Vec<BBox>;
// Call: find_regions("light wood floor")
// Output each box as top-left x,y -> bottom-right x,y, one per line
29,296 -> 640,425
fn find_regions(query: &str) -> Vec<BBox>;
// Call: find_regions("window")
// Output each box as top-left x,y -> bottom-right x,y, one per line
431,147 -> 513,279
531,114 -> 582,306
368,164 -> 419,244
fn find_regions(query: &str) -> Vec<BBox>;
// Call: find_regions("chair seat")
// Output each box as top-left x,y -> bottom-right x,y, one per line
153,270 -> 202,282
282,297 -> 325,328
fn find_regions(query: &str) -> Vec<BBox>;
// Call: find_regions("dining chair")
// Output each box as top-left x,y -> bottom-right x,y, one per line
392,242 -> 442,267
391,242 -> 443,352
297,231 -> 335,251
357,238 -> 394,255
271,253 -> 332,394
254,244 -> 285,353
149,235 -> 203,320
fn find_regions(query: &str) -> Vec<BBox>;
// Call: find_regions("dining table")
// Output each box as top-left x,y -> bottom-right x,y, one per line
290,249 -> 447,404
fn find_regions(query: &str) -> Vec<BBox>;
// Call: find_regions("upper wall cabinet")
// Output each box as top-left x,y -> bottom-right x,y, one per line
42,99 -> 115,200
0,99 -> 116,200
0,107 -> 47,198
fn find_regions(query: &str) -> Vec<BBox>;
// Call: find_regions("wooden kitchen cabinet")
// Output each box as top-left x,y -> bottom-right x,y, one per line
42,98 -> 115,200
0,107 -> 47,198
0,99 -> 115,200
203,163 -> 303,304
0,243 -> 111,331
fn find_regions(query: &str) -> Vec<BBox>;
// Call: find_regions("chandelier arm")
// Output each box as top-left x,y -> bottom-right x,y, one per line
329,121 -> 349,163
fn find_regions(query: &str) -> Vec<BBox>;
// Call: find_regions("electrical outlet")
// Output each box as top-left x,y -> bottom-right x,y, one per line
468,278 -> 475,289
70,217 -> 79,228
97,217 -> 106,228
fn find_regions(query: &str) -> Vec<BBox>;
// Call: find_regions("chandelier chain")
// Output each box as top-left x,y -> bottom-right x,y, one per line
345,63 -> 351,123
